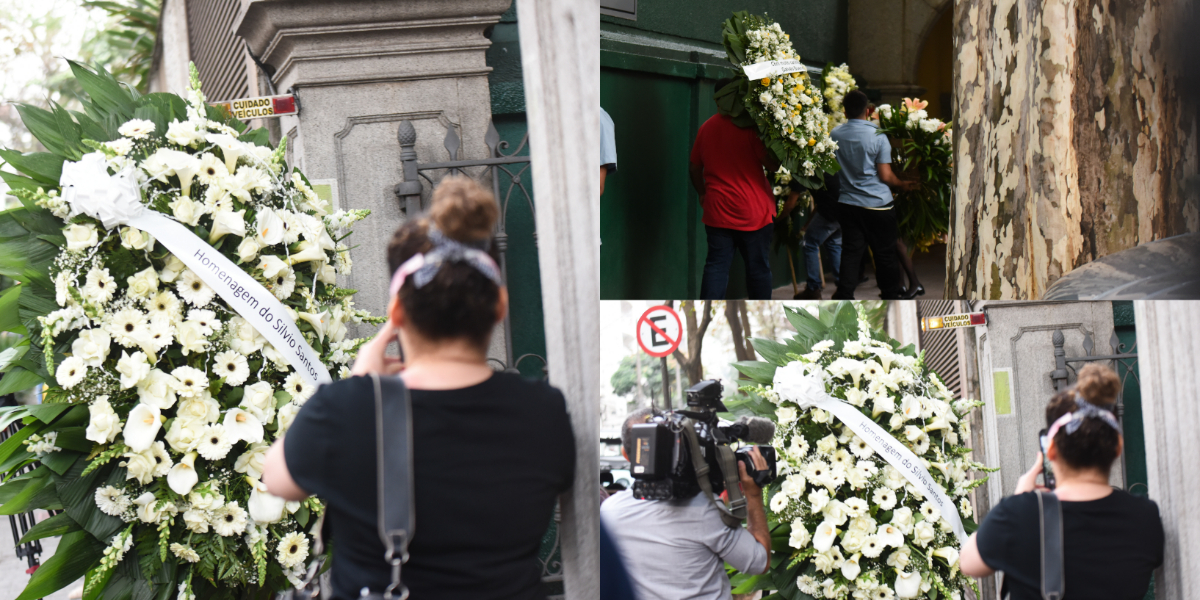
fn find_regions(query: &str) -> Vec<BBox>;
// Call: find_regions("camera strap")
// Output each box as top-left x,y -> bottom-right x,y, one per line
368,373 -> 415,600
1036,490 -> 1065,600
681,419 -> 748,528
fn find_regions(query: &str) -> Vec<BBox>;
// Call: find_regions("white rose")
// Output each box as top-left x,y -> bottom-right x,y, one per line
788,521 -> 811,549
234,442 -> 270,479
85,396 -> 121,444
841,529 -> 866,553
913,520 -> 936,547
188,489 -> 225,511
808,488 -> 830,513
137,369 -> 180,409
237,237 -> 261,263
780,474 -> 806,498
891,506 -> 915,534
165,417 -> 206,453
71,328 -> 111,367
159,255 -> 186,283
122,449 -> 157,485
240,382 -> 277,422
169,196 -> 204,226
822,499 -> 849,526
775,406 -> 797,424
276,401 -> 301,433
126,267 -> 160,299
176,320 -> 210,355
887,546 -> 912,569
894,571 -> 923,599
773,362 -> 825,406
64,223 -> 99,253
176,393 -> 221,423
116,351 -> 150,389
120,227 -> 153,250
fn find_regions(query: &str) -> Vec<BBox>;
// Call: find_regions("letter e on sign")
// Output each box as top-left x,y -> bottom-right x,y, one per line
637,305 -> 683,358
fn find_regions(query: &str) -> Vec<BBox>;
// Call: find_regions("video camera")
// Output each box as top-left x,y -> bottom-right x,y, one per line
628,380 -> 778,503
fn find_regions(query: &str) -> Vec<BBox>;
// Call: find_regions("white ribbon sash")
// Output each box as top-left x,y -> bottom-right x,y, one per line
742,59 -> 807,80
60,153 -> 331,386
779,371 -> 967,543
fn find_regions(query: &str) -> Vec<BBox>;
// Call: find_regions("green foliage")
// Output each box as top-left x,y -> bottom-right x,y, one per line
875,103 -> 953,252
82,1 -> 161,93
610,353 -> 676,405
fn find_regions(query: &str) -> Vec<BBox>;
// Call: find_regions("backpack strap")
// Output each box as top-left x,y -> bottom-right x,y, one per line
1036,490 -> 1065,600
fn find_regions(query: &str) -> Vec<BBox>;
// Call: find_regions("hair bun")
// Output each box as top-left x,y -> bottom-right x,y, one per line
427,175 -> 499,243
1075,364 -> 1121,408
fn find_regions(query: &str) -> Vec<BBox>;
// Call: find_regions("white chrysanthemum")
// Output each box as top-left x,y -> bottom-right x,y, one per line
283,373 -> 315,404
276,532 -> 310,568
82,268 -> 117,305
177,270 -> 216,306
170,543 -> 201,563
171,366 -> 208,398
213,351 -> 250,386
182,508 -> 210,534
56,356 -> 88,388
95,486 -> 130,517
210,501 -> 248,537
118,118 -> 156,139
196,423 -> 234,461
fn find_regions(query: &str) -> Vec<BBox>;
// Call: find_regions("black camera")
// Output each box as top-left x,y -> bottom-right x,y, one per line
629,380 -> 778,502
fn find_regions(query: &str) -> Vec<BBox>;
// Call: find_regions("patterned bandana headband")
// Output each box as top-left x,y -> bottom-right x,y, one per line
1047,393 -> 1122,440
388,226 -> 503,296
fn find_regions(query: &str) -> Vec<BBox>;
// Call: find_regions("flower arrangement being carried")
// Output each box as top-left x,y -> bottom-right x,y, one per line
724,302 -> 994,600
0,62 -> 381,600
822,63 -> 857,131
716,11 -> 840,190
872,98 -> 953,252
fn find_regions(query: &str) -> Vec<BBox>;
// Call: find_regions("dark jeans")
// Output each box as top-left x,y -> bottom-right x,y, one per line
700,223 -> 774,300
832,205 -> 904,299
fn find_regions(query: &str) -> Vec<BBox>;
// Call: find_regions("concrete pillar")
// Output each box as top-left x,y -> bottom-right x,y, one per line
886,301 -> 922,350
235,0 -> 512,361
515,0 -> 600,597
1133,301 -> 1200,599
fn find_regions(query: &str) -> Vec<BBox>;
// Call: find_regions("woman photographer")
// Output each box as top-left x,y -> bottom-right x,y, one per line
959,364 -> 1163,598
262,176 -> 576,600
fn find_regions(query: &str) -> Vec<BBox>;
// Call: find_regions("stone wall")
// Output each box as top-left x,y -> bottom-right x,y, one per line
950,0 -> 1199,299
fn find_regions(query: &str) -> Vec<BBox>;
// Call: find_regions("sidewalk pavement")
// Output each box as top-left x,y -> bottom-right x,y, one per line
773,243 -> 947,300
0,510 -> 76,600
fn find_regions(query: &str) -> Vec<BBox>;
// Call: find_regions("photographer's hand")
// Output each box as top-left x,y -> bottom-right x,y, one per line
1014,451 -> 1048,494
350,320 -> 405,377
738,447 -> 772,574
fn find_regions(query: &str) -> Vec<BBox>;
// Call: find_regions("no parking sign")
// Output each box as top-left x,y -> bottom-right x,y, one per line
636,305 -> 682,357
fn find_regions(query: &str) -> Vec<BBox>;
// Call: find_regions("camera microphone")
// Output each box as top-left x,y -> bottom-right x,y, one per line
732,416 -> 776,444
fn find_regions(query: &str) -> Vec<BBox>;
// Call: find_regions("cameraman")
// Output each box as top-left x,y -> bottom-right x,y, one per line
601,408 -> 772,600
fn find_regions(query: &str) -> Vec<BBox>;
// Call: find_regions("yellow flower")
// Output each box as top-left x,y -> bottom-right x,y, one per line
761,77 -> 771,86
808,138 -> 816,146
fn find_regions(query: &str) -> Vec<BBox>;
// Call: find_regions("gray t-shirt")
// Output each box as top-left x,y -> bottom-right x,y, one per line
831,119 -> 893,208
600,490 -> 767,600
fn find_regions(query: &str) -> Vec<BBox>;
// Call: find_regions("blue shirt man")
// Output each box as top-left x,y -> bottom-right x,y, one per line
831,119 -> 894,208
601,107 -> 617,194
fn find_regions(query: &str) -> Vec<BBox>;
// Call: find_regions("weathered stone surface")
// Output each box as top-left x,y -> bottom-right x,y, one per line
236,0 -> 511,360
950,0 -> 1199,299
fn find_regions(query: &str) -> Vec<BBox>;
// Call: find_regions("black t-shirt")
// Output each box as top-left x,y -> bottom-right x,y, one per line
807,173 -> 841,220
285,373 -> 576,600
976,490 -> 1163,600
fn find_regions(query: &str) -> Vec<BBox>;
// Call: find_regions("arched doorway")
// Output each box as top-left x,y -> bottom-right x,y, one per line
916,5 -> 954,121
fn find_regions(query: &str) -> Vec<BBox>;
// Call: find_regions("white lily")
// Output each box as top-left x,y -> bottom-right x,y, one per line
286,240 -> 327,265
841,552 -> 862,580
933,546 -> 960,570
298,310 -> 329,342
207,133 -> 243,173
254,208 -> 285,246
223,408 -> 264,443
123,403 -> 163,452
259,255 -> 290,280
208,209 -> 246,244
894,570 -> 923,599
876,523 -> 905,547
159,149 -> 202,198
812,519 -> 838,553
168,452 -> 199,495
247,478 -> 286,524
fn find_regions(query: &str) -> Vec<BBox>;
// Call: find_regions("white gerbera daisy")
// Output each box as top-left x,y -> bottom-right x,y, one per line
919,501 -> 940,522
171,366 -> 208,398
118,118 -> 156,139
196,153 -> 228,185
148,441 -> 172,478
83,268 -> 117,305
95,486 -> 130,517
276,532 -> 310,568
849,435 -> 874,459
143,317 -> 175,353
146,290 -> 182,322
210,501 -> 248,537
860,535 -> 885,558
177,270 -> 215,306
196,423 -> 233,461
107,308 -> 148,348
872,487 -> 897,510
170,543 -> 200,563
213,351 -> 250,386
187,309 -> 218,335
269,268 -> 296,300
804,460 -> 832,488
283,373 -> 315,404
56,356 -> 88,388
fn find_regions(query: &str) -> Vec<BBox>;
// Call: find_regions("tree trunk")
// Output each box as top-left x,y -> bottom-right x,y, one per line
669,300 -> 713,386
726,300 -> 755,363
950,0 -> 1198,299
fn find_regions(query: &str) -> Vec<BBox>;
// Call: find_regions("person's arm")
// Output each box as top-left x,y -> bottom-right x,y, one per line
877,163 -> 917,190
959,533 -> 995,577
739,447 -> 772,574
689,161 -> 706,204
262,437 -> 309,501
601,167 -> 608,196
776,190 -> 800,224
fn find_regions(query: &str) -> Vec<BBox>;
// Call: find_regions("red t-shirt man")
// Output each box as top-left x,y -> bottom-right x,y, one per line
688,113 -> 775,231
